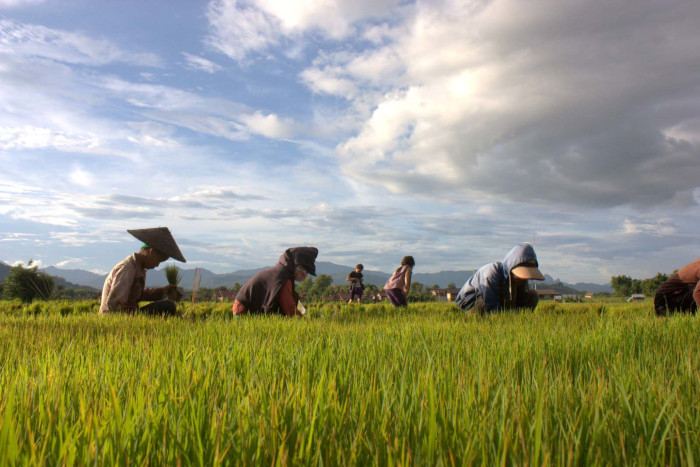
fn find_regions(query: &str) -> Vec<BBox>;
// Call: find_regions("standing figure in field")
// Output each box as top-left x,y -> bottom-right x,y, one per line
100,227 -> 186,315
654,258 -> 700,315
455,243 -> 544,314
384,256 -> 415,307
346,264 -> 364,304
232,247 -> 318,317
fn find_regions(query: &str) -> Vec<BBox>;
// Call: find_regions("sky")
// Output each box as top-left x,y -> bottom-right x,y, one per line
0,0 -> 699,283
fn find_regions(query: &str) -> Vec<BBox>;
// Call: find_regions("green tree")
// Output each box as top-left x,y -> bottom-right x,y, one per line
641,273 -> 668,296
296,276 -> 313,294
610,275 -> 633,297
447,281 -> 456,289
407,281 -> 435,302
2,261 -> 55,302
309,274 -> 333,300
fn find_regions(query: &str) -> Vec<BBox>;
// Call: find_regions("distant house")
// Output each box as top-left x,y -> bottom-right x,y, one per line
627,294 -> 646,302
584,292 -> 594,299
536,289 -> 559,300
430,288 -> 461,302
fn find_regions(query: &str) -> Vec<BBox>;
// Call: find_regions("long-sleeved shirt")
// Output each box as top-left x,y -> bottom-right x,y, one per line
232,279 -> 299,316
99,254 -> 164,314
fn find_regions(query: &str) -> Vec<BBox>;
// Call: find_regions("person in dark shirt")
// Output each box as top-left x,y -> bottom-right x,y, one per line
346,264 -> 364,304
232,247 -> 318,317
654,258 -> 700,315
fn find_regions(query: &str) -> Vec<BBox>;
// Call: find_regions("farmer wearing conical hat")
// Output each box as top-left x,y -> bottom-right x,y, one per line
99,227 -> 186,315
232,247 -> 318,317
455,243 -> 545,314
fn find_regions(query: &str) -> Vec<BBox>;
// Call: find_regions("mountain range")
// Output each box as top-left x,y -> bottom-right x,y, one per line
0,261 -> 613,294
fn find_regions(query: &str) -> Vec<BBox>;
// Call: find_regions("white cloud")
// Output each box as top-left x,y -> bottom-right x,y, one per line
299,66 -> 357,98
623,218 -> 676,236
0,0 -> 43,7
239,111 -> 295,138
254,0 -> 401,38
0,125 -> 100,151
206,0 -> 281,61
329,0 -> 700,207
205,0 -> 404,61
0,19 -> 163,67
12,259 -> 43,268
183,52 -> 223,73
68,165 -> 94,188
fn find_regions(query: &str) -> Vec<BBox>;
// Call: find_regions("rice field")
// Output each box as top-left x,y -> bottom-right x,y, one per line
0,300 -> 698,465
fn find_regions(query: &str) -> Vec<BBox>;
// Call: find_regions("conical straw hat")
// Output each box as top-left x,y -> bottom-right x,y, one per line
127,227 -> 186,262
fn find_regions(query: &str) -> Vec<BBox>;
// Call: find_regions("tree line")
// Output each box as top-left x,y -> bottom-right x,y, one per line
1,261 -> 97,302
609,273 -> 669,297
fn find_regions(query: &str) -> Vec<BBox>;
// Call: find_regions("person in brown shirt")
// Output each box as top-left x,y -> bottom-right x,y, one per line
654,258 -> 700,316
100,227 -> 186,315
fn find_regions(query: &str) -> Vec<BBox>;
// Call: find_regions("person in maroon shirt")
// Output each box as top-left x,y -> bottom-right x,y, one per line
654,257 -> 700,315
232,247 -> 318,317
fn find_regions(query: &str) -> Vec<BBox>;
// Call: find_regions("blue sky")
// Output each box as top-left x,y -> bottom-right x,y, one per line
1,0 -> 699,283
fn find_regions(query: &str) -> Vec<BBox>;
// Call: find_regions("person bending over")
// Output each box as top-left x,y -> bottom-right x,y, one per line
654,257 -> 700,315
100,227 -> 186,315
455,243 -> 544,314
384,256 -> 415,307
232,247 -> 318,317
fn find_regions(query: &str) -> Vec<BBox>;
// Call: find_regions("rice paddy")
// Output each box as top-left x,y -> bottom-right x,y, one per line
0,300 -> 698,465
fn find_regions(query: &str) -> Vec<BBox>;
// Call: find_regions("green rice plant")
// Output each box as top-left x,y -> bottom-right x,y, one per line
0,300 -> 698,464
164,264 -> 182,286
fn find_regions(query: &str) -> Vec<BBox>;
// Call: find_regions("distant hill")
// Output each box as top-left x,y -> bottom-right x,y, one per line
542,274 -> 613,293
535,281 -> 581,295
42,266 -> 105,290
1,262 -> 98,291
25,262 -> 612,293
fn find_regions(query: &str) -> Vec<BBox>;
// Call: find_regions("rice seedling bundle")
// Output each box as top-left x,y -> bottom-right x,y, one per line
164,264 -> 182,301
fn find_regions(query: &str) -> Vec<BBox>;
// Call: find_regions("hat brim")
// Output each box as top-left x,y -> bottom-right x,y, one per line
302,265 -> 316,276
511,265 -> 544,281
128,227 -> 186,263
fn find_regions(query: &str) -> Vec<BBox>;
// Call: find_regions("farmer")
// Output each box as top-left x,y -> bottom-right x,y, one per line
346,263 -> 364,304
384,256 -> 415,307
455,243 -> 544,314
232,246 -> 318,317
100,227 -> 186,315
653,257 -> 700,315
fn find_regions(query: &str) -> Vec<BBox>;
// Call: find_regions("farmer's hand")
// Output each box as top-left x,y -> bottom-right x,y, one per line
163,284 -> 183,301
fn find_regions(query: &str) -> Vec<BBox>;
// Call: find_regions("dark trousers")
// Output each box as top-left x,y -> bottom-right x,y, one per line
350,287 -> 363,300
471,290 -> 539,314
654,281 -> 697,316
385,288 -> 407,307
140,299 -> 178,316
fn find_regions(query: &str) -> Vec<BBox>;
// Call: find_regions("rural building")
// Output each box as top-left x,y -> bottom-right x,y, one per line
584,292 -> 594,299
536,289 -> 559,300
430,288 -> 460,302
627,294 -> 646,302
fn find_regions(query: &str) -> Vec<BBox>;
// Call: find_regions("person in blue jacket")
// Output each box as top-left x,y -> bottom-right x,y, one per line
455,243 -> 545,313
